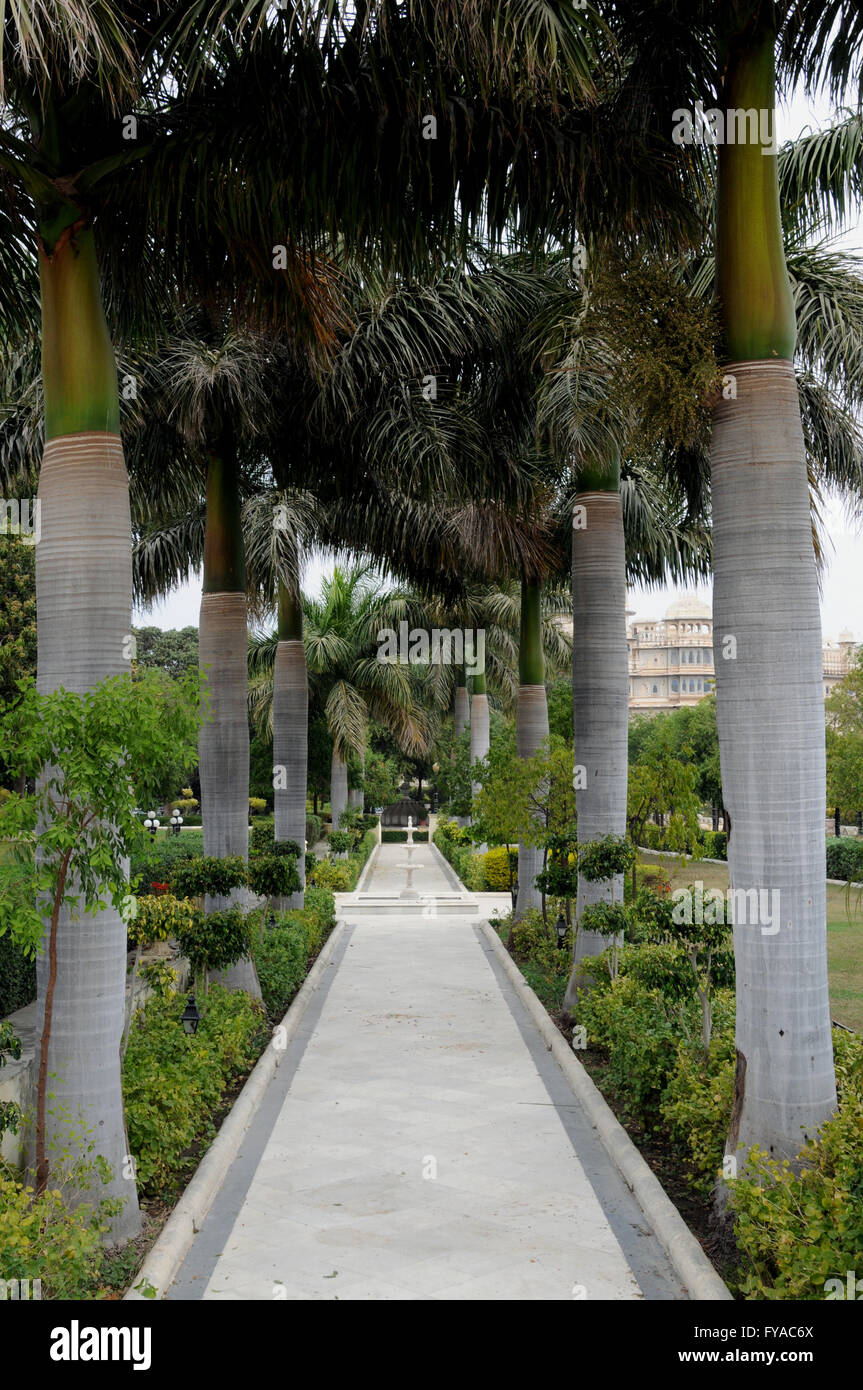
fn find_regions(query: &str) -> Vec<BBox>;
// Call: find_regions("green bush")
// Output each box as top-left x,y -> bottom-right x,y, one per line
639,823 -> 665,851
482,846 -> 518,890
825,836 -> 863,882
127,893 -> 200,946
249,797 -> 268,816
380,828 -> 429,843
728,1029 -> 863,1300
0,1168 -> 119,1298
247,853 -> 301,905
253,921 -> 308,1020
0,927 -> 36,1014
701,830 -> 728,859
310,858 -> 352,891
305,813 -> 322,847
123,986 -> 268,1195
660,1023 -> 736,1193
129,832 -> 203,893
328,830 -> 352,854
579,974 -> 688,1122
171,855 -> 247,900
174,906 -> 252,981
303,884 -> 336,932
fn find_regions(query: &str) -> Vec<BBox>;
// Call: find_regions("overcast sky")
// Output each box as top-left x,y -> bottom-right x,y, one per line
136,87 -> 863,645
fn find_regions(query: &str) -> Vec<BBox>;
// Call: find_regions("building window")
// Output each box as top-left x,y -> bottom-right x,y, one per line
652,684 -> 658,694
671,679 -> 679,692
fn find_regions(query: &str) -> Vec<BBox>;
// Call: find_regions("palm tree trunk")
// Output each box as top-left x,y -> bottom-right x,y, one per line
564,481 -> 628,1013
273,581 -> 307,909
713,17 -> 835,1161
199,434 -> 260,997
330,749 -> 349,829
469,675 -> 490,797
515,581 -> 548,919
454,681 -> 470,738
469,674 -> 490,851
32,223 -> 141,1241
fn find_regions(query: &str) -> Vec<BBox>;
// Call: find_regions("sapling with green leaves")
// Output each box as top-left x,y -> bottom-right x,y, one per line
0,669 -> 200,1210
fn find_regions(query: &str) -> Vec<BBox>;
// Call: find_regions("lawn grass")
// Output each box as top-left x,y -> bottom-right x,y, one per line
638,850 -> 863,1032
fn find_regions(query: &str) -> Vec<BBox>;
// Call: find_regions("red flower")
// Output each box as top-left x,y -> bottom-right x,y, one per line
151,882 -> 170,896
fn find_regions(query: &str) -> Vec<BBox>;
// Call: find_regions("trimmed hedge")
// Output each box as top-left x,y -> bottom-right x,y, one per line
826,836 -> 863,882
380,828 -> 429,843
0,930 -> 36,1015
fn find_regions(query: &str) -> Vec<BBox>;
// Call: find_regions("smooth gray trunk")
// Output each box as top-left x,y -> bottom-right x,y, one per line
470,691 -> 490,850
469,692 -> 490,797
273,638 -> 307,910
564,492 -> 628,1013
32,434 -> 141,1242
454,685 -> 469,738
515,684 -> 549,918
330,749 -> 348,829
713,361 -> 835,1162
199,591 -> 260,997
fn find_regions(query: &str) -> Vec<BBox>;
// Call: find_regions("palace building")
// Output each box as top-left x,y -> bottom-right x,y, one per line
627,594 -> 857,711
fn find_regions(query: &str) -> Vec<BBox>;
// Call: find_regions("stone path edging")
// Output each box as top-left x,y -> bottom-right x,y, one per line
123,919 -> 348,1301
478,921 -> 733,1302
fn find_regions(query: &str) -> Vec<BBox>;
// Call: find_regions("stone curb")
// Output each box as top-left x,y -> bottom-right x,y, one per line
479,921 -> 733,1302
123,917 -> 348,1301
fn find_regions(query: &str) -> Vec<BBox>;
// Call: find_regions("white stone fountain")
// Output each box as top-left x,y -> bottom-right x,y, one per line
399,816 -> 420,898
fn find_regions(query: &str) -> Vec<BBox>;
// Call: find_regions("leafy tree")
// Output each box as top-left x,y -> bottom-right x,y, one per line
0,533 -> 36,710
132,626 -> 199,680
361,750 -> 402,811
627,734 -> 703,895
826,651 -> 863,822
0,669 -> 200,1219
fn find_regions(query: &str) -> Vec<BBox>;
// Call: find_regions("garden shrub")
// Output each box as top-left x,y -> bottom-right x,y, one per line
171,854 -> 247,900
639,823 -> 665,851
310,858 -> 352,891
0,928 -> 36,1014
510,907 -> 551,958
123,986 -> 268,1195
0,1168 -> 119,1298
127,893 -> 200,946
129,832 -> 203,893
482,846 -> 518,890
249,797 -> 268,815
380,828 -> 429,843
825,836 -> 863,882
247,853 -> 301,908
305,813 -> 322,846
327,830 -> 352,854
303,884 -> 336,932
660,1021 -> 736,1193
728,1029 -> 863,1300
701,830 -> 728,859
174,906 -> 252,983
579,974 -> 689,1122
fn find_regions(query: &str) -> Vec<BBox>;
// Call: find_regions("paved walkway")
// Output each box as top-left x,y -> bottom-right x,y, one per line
167,844 -> 686,1301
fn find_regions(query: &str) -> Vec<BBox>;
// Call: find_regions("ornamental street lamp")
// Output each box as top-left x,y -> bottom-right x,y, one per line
555,911 -> 568,949
180,994 -> 201,1035
170,810 -> 184,837
143,811 -> 160,840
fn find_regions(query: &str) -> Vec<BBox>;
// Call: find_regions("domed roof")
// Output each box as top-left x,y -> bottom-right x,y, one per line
665,593 -> 711,621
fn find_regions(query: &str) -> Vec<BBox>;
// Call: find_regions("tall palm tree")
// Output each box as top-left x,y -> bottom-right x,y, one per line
250,564 -> 433,827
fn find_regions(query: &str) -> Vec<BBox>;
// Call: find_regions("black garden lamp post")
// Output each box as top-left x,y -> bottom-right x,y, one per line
180,994 -> 201,1035
555,911 -> 567,950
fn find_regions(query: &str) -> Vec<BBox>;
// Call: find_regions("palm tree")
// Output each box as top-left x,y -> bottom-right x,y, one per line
250,564 -> 433,828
